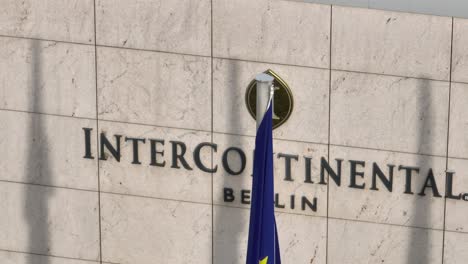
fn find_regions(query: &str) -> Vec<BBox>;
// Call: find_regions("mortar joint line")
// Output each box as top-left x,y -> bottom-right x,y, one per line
92,1 -> 103,263
441,16 -> 455,264
326,5 -> 333,264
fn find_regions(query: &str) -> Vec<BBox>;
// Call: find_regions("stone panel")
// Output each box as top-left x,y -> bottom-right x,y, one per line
0,182 -> 99,260
213,133 -> 328,217
332,6 -> 452,80
448,82 -> 468,159
213,0 -> 330,67
443,231 -> 468,264
0,250 -> 98,264
97,46 -> 211,131
101,193 -> 211,264
329,146 -> 446,229
0,110 -> 98,191
98,120 -> 212,203
328,219 -> 443,264
96,0 -> 211,56
0,0 -> 94,44
0,37 -> 96,118
213,206 -> 326,264
213,58 -> 329,144
445,158 -> 468,233
330,71 -> 449,156
307,0 -> 369,7
452,18 -> 468,83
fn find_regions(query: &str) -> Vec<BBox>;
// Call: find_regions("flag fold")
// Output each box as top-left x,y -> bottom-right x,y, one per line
246,103 -> 281,264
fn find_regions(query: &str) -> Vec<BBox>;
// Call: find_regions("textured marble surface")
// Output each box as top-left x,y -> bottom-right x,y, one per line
331,71 -> 449,156
332,6 -> 452,80
99,120 -> 212,203
0,110 -> 98,190
97,46 -> 211,131
2,1 -> 468,263
452,18 -> 468,83
213,133 -> 328,216
0,250 -> 98,264
448,82 -> 468,159
443,231 -> 468,264
328,218 -> 443,264
213,206 -> 326,264
329,146 -> 446,229
0,37 -> 96,118
96,0 -> 211,56
0,0 -> 94,44
101,193 -> 211,264
213,0 -> 330,67
445,158 -> 468,233
0,181 -> 99,260
213,58 -> 329,144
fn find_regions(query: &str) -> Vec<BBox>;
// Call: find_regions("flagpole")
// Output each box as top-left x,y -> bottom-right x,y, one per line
255,73 -> 274,129
254,73 -> 278,264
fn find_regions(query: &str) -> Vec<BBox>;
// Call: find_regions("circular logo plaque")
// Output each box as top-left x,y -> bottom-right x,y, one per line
245,69 -> 294,129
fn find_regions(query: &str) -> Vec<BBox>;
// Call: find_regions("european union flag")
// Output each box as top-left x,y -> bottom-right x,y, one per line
246,103 -> 281,264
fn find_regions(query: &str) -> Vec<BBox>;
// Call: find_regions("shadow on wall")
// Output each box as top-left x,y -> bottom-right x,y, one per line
406,77 -> 432,264
24,40 -> 53,264
213,60 -> 245,264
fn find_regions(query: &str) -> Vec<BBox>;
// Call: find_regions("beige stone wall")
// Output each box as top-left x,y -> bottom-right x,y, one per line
1,0 -> 468,263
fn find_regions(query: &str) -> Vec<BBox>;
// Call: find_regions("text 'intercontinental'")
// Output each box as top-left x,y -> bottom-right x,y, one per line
82,128 -> 468,212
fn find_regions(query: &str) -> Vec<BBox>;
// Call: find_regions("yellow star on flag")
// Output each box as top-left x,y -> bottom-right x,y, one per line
259,256 -> 268,264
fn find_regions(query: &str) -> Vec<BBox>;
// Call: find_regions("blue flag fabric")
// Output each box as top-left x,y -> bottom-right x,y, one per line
246,104 -> 281,264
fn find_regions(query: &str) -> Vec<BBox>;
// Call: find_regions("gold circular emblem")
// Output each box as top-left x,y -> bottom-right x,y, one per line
245,69 -> 294,129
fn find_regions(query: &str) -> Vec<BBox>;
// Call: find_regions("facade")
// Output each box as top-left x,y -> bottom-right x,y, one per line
1,0 -> 468,263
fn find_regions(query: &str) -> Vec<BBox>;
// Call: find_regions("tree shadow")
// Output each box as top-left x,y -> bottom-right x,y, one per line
24,39 -> 52,264
213,60 -> 246,264
406,77 -> 432,264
